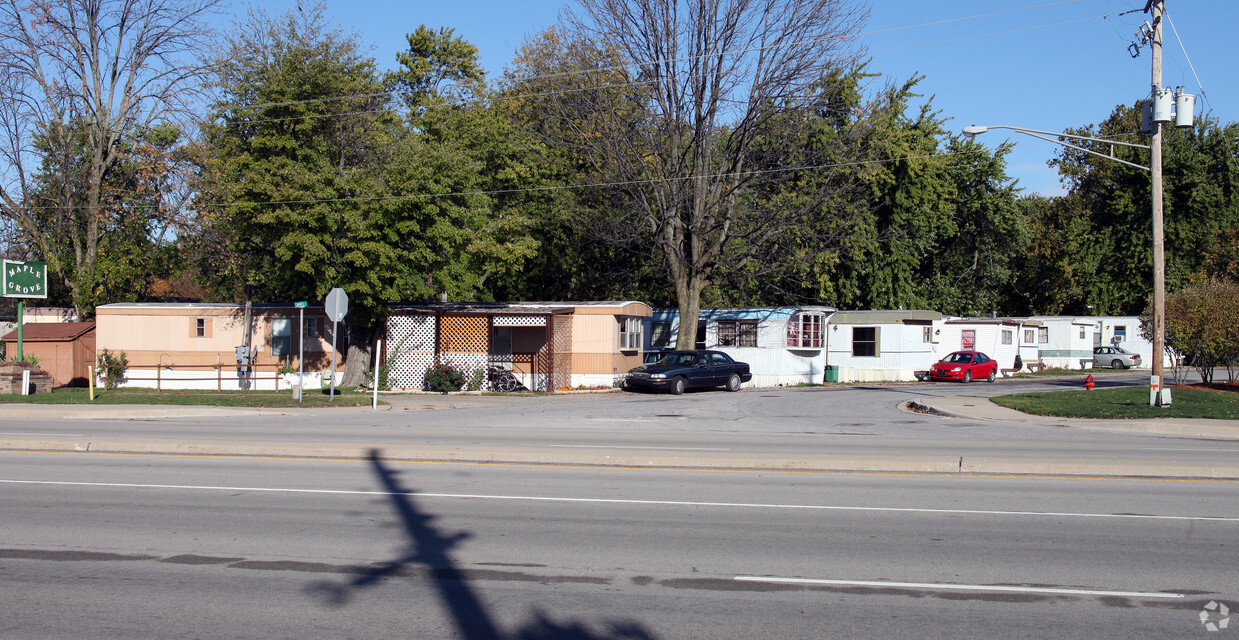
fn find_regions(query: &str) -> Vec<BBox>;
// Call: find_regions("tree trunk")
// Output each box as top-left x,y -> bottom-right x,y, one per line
340,321 -> 378,387
674,276 -> 708,351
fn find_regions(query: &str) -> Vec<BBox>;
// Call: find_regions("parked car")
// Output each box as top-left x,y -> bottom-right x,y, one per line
929,351 -> 998,383
624,350 -> 752,394
1093,346 -> 1141,369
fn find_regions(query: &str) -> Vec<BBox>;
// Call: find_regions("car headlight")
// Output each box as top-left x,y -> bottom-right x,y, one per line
952,367 -> 962,372
650,373 -> 666,380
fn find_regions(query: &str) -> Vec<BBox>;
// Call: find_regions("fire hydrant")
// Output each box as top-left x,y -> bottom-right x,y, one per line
1083,374 -> 1095,391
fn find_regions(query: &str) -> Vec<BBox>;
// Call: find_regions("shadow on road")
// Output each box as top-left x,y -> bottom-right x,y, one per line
307,449 -> 658,640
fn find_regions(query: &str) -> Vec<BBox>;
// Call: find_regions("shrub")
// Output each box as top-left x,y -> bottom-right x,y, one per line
424,362 -> 465,393
362,363 -> 391,390
96,349 -> 128,389
465,368 -> 485,391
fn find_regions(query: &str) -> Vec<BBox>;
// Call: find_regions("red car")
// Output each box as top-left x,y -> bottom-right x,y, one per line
929,351 -> 998,383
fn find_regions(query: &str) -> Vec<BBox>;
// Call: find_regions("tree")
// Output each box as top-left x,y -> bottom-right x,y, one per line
1143,279 -> 1239,384
0,0 -> 220,317
515,0 -> 867,349
1049,107 -> 1239,314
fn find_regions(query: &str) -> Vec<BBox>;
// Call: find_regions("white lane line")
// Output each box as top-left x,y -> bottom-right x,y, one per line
0,433 -> 88,437
550,445 -> 732,451
1142,447 -> 1239,453
734,576 -> 1185,599
3,479 -> 1238,523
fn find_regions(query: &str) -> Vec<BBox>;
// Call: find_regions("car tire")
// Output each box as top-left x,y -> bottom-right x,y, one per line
726,373 -> 742,392
963,370 -> 973,383
987,369 -> 996,383
1112,359 -> 1125,369
671,376 -> 687,395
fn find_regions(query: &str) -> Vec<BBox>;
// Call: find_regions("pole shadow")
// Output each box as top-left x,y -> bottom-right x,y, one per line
306,449 -> 659,640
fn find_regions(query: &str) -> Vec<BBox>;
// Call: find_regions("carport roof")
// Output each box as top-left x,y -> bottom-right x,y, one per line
1,321 -> 95,342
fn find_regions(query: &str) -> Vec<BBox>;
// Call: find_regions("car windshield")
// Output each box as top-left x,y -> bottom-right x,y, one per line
941,353 -> 973,364
656,353 -> 698,366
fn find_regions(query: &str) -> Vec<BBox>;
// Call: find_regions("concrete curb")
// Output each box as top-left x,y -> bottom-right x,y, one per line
5,436 -> 1239,480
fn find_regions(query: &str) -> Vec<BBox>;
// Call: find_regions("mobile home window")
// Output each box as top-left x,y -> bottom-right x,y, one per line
195,317 -> 206,338
852,327 -> 878,357
1114,325 -> 1127,342
718,320 -> 758,347
786,314 -> 822,348
923,326 -> 933,343
1002,330 -> 1013,345
618,317 -> 642,351
1024,329 -> 1035,344
303,317 -> 322,352
650,322 -> 673,348
1038,327 -> 1049,344
271,318 -> 292,357
1079,327 -> 1086,339
962,330 -> 976,351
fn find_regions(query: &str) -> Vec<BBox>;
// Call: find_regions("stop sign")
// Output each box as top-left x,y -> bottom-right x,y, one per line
324,287 -> 348,322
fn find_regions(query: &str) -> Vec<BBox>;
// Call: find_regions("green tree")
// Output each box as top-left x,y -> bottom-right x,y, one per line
1049,107 -> 1239,314
0,0 -> 220,317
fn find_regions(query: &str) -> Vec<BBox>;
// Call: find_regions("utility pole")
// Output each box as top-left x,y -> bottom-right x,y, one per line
1147,0 -> 1166,406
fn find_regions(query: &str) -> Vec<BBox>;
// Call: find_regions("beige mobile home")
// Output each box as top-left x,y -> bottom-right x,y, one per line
95,303 -> 341,390
385,302 -> 651,391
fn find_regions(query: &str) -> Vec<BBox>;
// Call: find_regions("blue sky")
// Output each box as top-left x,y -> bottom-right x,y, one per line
243,0 -> 1235,197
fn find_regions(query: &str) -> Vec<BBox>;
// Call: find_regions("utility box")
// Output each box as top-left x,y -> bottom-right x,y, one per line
824,365 -> 838,383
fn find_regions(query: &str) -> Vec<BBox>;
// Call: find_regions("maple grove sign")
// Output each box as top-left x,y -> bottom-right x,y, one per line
2,260 -> 48,299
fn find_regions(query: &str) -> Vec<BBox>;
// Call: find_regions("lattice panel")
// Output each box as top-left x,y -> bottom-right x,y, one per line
443,352 -> 490,389
387,315 -> 437,390
494,315 -> 546,326
550,314 -> 573,391
387,351 -> 435,390
440,315 -> 489,354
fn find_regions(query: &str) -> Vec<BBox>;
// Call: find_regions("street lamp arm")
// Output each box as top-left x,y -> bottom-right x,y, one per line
1013,130 -> 1151,172
963,125 -> 1150,150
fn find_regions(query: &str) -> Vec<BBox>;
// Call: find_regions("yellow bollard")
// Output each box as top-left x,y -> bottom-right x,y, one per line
88,365 -> 95,401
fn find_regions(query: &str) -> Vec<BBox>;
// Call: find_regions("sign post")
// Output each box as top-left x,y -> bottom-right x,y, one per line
324,288 -> 348,401
294,301 -> 308,402
3,260 -> 48,361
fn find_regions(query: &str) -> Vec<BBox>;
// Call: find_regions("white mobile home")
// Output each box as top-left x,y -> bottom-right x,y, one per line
939,318 -> 1041,372
825,310 -> 945,382
646,306 -> 835,386
1028,316 -> 1100,369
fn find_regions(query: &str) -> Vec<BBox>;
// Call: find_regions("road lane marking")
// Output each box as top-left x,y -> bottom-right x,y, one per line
0,432 -> 88,437
3,479 -> 1238,522
733,576 -> 1185,599
550,445 -> 732,451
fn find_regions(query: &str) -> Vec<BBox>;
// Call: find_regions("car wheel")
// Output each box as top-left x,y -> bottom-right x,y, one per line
987,369 -> 996,383
963,370 -> 973,383
1112,359 -> 1125,369
726,373 -> 742,392
671,376 -> 687,395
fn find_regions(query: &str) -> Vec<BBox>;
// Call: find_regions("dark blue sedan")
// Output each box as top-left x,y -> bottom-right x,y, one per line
624,350 -> 752,395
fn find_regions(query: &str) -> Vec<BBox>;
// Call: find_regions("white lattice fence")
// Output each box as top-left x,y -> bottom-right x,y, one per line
387,315 -> 437,390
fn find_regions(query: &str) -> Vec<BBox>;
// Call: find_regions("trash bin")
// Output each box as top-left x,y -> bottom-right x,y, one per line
824,365 -> 838,383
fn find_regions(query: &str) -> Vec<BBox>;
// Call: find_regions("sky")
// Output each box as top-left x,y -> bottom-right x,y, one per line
241,0 -> 1236,197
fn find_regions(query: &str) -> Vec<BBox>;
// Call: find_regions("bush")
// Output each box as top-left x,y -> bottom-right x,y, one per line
465,368 -> 485,391
362,364 -> 391,390
97,349 -> 128,389
424,362 -> 465,393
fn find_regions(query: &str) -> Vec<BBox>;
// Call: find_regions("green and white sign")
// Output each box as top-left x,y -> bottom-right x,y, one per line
3,260 -> 47,299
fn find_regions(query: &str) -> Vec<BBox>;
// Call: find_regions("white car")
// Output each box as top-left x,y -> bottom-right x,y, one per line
1093,346 -> 1141,369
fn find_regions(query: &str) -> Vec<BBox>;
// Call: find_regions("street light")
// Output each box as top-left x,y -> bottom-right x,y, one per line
963,123 -> 1165,406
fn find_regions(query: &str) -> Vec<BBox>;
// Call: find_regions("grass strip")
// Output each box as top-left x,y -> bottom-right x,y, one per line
991,386 -> 1239,420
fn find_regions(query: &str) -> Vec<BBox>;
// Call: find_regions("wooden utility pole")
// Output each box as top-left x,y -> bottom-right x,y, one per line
1148,0 -> 1166,406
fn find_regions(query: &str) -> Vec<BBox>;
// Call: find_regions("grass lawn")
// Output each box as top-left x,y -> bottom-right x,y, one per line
991,385 -> 1239,420
0,386 -> 379,408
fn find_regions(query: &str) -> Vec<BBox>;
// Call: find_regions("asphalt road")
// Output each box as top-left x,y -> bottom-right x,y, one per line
2,373 -> 1236,477
3,450 -> 1237,639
